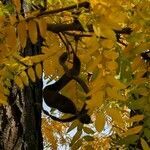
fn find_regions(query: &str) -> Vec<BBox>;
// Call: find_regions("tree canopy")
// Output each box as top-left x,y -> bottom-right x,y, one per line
0,0 -> 149,149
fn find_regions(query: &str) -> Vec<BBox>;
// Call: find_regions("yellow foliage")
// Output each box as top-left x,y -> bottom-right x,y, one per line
135,87 -> 149,96
132,78 -> 148,85
99,24 -> 116,41
103,50 -> 119,60
132,42 -> 150,55
0,0 -> 150,148
141,138 -> 150,150
28,20 -> 38,44
128,115 -> 144,123
35,63 -> 43,79
31,55 -> 47,63
106,108 -> 125,127
106,61 -> 118,71
91,75 -> 105,89
9,15 -> 17,25
87,55 -> 102,72
123,126 -> 143,137
101,39 -> 114,49
43,59 -> 57,77
0,92 -> 8,105
86,90 -> 104,112
131,56 -> 144,71
105,75 -> 126,89
81,36 -> 100,54
42,119 -> 57,149
0,44 -> 9,59
95,113 -> 105,132
12,0 -> 21,13
37,18 -> 47,38
5,26 -> 17,51
27,67 -> 36,82
17,21 -> 27,48
19,71 -> 29,86
14,75 -> 24,89
106,87 -> 126,101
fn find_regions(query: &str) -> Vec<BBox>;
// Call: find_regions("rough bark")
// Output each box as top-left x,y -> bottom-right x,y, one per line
0,37 -> 43,150
0,0 -> 44,144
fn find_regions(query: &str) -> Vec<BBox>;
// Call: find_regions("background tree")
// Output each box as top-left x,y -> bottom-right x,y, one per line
0,0 -> 149,150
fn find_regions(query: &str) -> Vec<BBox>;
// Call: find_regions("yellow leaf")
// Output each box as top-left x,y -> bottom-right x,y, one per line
124,43 -> 135,56
86,91 -> 104,111
101,39 -> 114,49
81,35 -> 100,54
28,20 -> 37,44
123,126 -> 143,137
136,87 -> 149,96
132,78 -> 148,85
89,77 -> 105,96
27,67 -> 36,82
95,113 -> 105,132
133,42 -> 150,55
12,0 -> 21,13
9,15 -> 17,25
87,56 -> 101,72
90,0 -> 99,7
103,50 -> 119,60
37,18 -> 47,38
19,71 -> 29,86
106,108 -> 124,127
17,21 -> 27,48
0,92 -> 8,105
106,61 -> 118,71
93,25 -> 101,37
128,115 -> 144,123
131,56 -> 143,71
31,55 -> 47,63
5,26 -> 17,50
43,59 -> 56,76
106,75 -> 126,89
3,88 -> 10,96
109,11 -> 127,23
35,63 -> 43,79
100,24 -> 116,40
141,138 -> 150,150
106,87 -> 126,101
0,44 -> 9,58
14,76 -> 24,89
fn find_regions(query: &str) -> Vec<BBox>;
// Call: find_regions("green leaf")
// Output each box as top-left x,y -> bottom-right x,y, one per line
141,138 -> 150,150
70,131 -> 82,146
71,139 -> 83,150
77,123 -> 83,131
144,128 -> 150,140
144,118 -> 150,128
67,120 -> 79,133
118,135 -> 139,145
83,135 -> 94,141
84,145 -> 95,150
83,127 -> 95,134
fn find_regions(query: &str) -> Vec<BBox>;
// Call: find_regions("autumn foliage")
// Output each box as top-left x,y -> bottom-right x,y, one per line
0,0 -> 149,149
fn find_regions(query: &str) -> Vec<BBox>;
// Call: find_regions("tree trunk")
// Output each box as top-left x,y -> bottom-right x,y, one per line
0,25 -> 44,150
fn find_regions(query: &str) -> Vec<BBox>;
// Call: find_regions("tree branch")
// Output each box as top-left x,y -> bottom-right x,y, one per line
47,23 -> 132,46
47,22 -> 93,33
26,1 -> 90,21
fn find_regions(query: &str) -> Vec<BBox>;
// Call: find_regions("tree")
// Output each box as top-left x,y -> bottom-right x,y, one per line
0,0 -> 149,149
